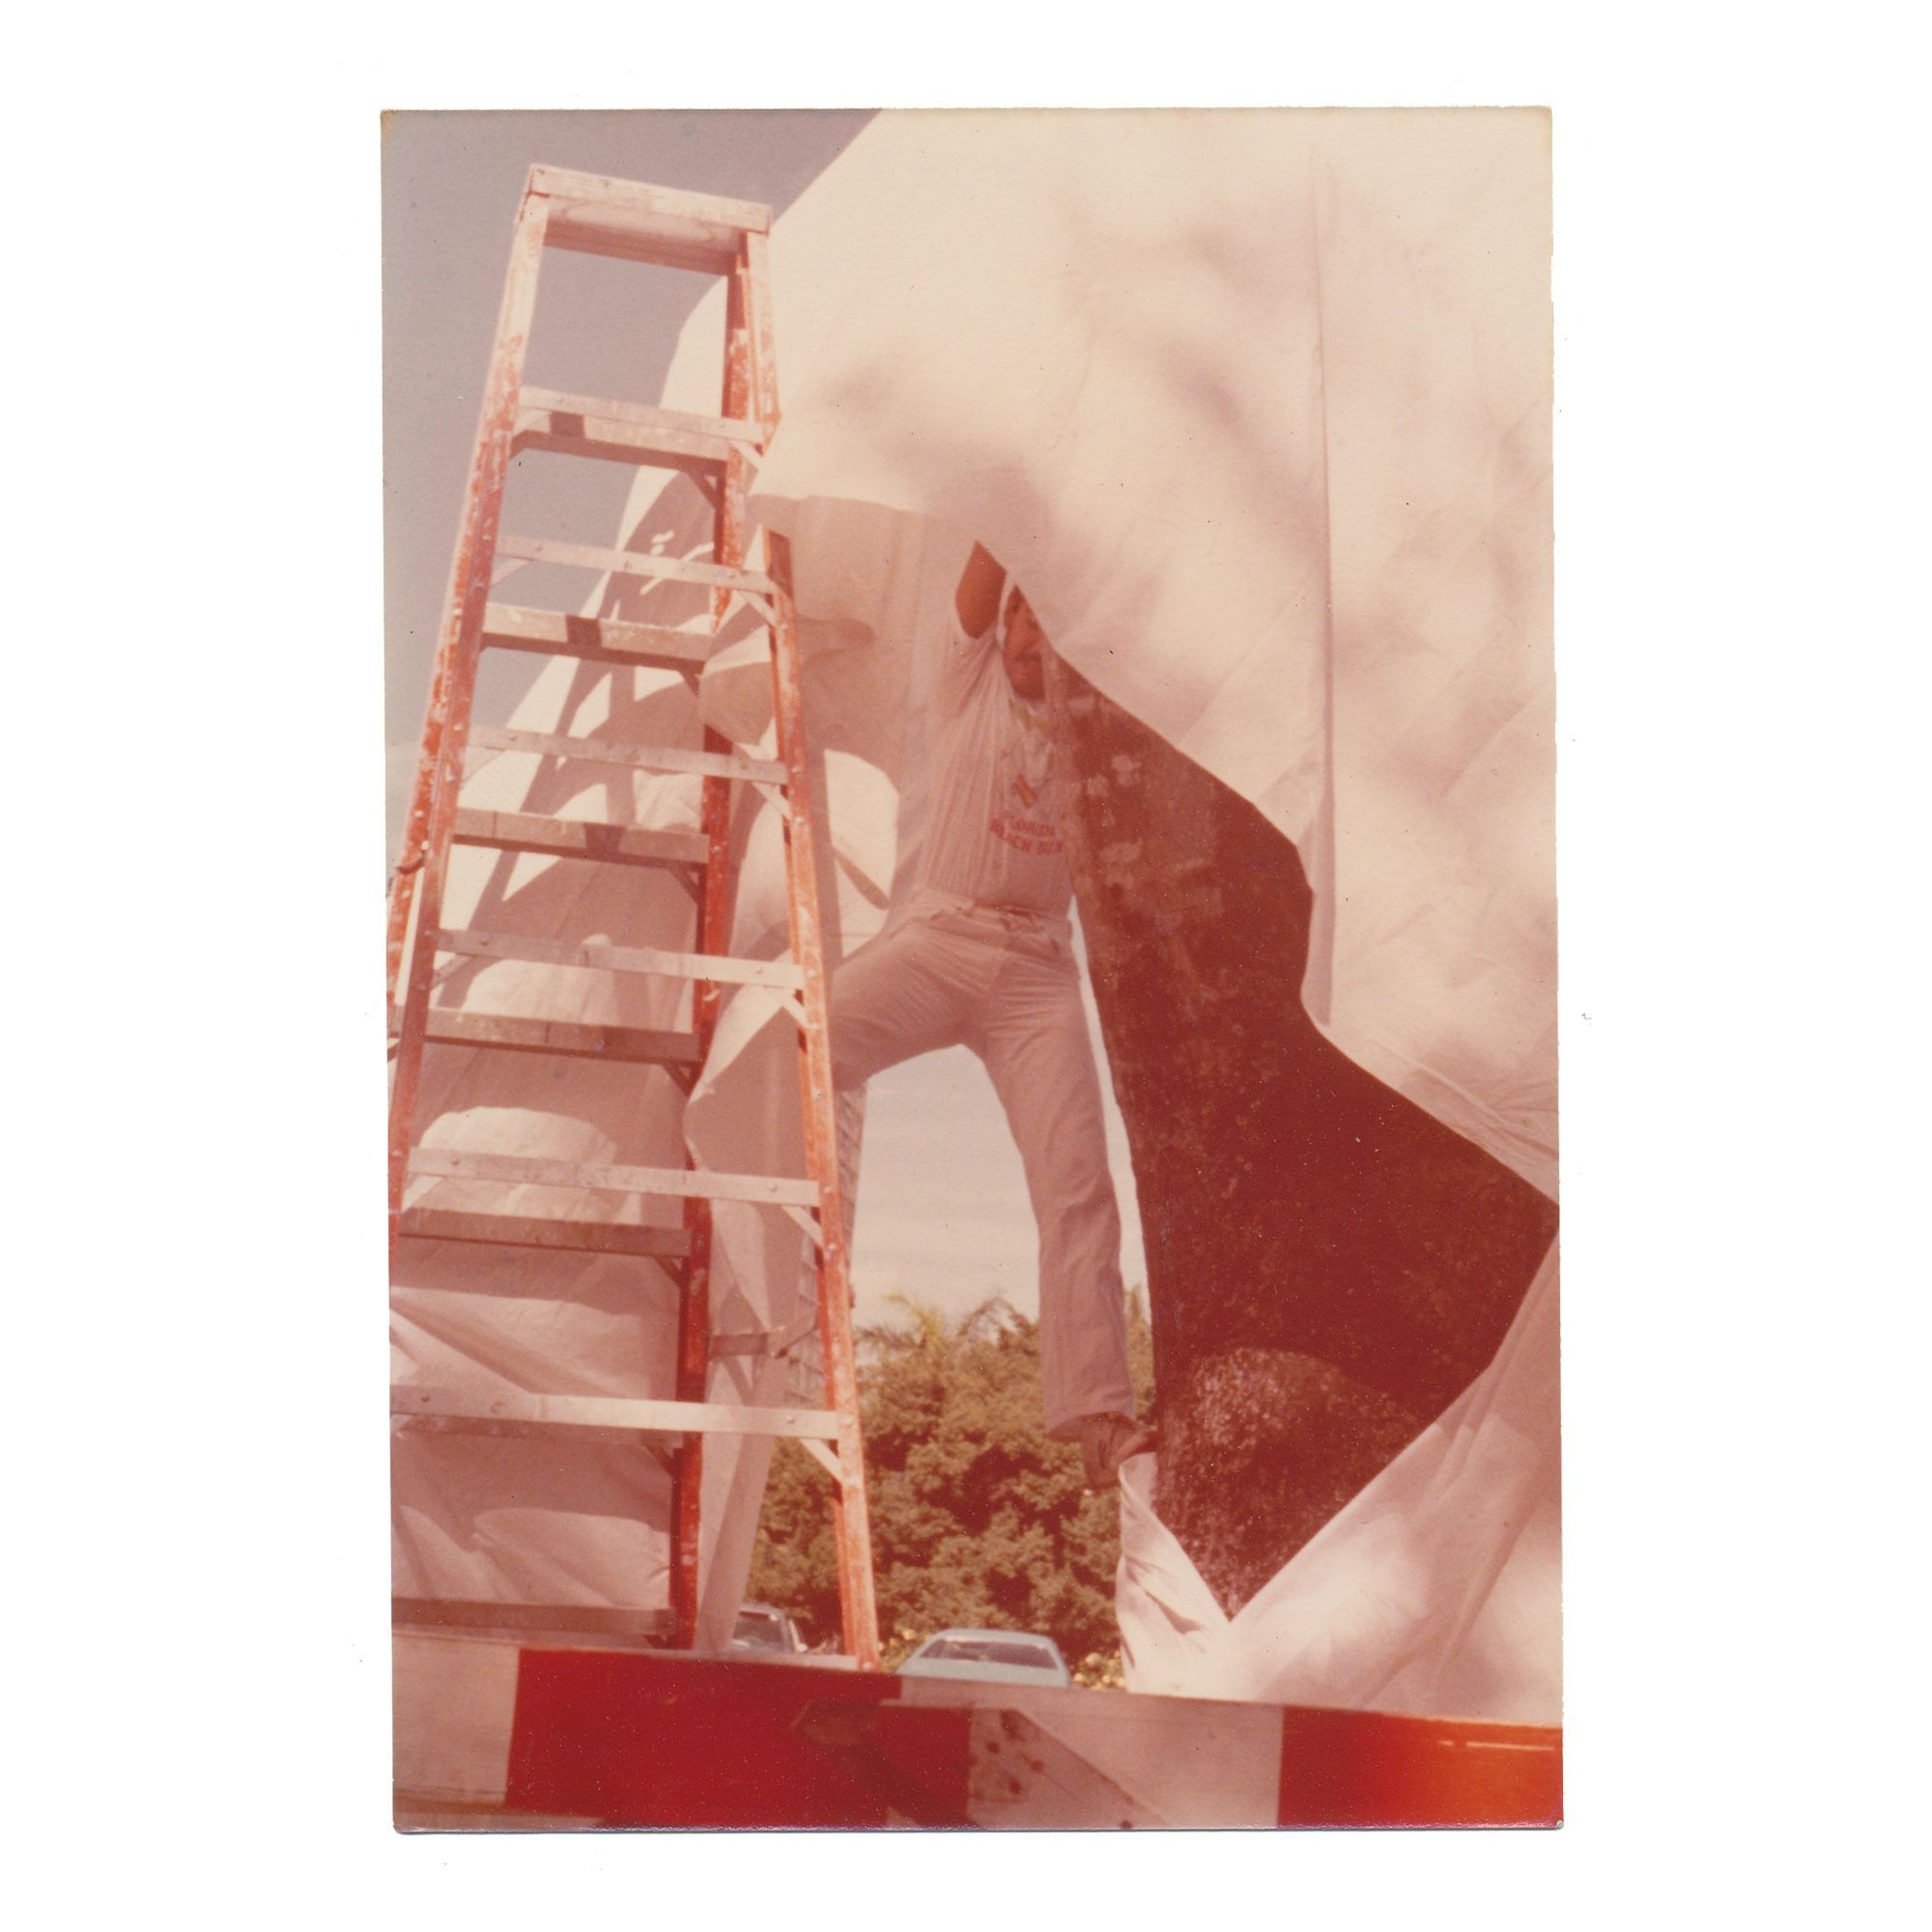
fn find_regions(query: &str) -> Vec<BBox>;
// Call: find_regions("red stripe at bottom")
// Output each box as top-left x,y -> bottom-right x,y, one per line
506,1651 -> 973,1829
1276,1705 -> 1563,1829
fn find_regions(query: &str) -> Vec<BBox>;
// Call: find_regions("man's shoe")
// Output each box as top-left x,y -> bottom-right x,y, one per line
1076,1412 -> 1158,1491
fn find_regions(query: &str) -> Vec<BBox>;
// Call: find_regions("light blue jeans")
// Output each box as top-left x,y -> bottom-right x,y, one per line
830,890 -> 1133,1437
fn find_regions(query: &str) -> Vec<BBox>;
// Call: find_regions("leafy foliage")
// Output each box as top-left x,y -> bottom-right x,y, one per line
749,1292 -> 1154,1683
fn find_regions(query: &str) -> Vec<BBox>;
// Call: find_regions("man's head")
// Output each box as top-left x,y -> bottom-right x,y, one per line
1000,585 -> 1048,702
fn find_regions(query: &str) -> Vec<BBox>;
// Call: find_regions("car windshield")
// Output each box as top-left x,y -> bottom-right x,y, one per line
733,1611 -> 786,1649
921,1637 -> 1057,1669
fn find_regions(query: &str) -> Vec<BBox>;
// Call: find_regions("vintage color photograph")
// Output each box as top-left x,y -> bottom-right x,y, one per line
384,107 -> 1559,1829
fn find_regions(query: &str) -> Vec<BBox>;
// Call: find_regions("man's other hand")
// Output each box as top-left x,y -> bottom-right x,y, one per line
1076,1413 -> 1158,1491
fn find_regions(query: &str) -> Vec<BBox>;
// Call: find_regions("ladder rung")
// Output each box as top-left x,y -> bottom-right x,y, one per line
452,807 -> 709,871
514,400 -> 734,473
468,724 -> 787,787
392,1385 -> 842,1441
520,388 -> 761,447
395,1206 -> 692,1261
712,1313 -> 819,1360
531,165 -> 769,274
493,533 -> 777,598
409,1145 -> 820,1208
393,1597 -> 673,1642
436,927 -> 804,991
530,166 -> 771,235
482,603 -> 716,673
422,1008 -> 702,1067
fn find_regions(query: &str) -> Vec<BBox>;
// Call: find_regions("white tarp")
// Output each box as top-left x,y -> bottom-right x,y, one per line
734,109 -> 1556,1198
394,108 -> 1557,1715
721,109 -> 1558,1719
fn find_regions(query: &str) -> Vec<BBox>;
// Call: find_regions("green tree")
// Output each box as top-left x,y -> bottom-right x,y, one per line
749,1291 -> 1154,1683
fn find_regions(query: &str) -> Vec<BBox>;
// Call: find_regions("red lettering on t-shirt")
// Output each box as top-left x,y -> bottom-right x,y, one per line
990,814 -> 1062,857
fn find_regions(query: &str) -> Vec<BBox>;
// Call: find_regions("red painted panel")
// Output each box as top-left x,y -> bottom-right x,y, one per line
1276,1706 -> 1563,1829
817,1704 -> 974,1827
504,1648 -> 1561,1829
505,1651 -> 967,1829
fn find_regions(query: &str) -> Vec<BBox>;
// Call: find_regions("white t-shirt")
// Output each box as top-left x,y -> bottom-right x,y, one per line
913,615 -> 1073,916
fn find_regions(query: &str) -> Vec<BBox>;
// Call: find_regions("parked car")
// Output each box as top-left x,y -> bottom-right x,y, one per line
895,1628 -> 1073,1688
729,1603 -> 809,1656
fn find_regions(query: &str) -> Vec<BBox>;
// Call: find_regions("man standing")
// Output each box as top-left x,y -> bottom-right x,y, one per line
831,543 -> 1153,1489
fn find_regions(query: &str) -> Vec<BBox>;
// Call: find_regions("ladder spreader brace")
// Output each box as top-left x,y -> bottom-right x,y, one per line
386,165 -> 880,1668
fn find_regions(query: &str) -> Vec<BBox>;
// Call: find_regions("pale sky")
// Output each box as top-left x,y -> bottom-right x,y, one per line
385,110 -> 1145,1329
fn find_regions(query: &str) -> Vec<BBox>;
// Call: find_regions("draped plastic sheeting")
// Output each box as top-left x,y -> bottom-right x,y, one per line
714,109 -> 1553,1718
395,110 -> 1557,1715
391,469 -> 960,1646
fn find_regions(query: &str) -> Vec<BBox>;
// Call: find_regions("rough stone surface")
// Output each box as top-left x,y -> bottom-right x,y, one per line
1157,1350 -> 1425,1614
1044,650 -> 1556,1615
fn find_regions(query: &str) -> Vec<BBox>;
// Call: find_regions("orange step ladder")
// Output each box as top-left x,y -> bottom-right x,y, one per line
386,165 -> 878,1667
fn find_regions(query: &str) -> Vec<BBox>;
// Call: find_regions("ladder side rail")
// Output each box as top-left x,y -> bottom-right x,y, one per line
387,184 -> 551,1214
766,528 -> 881,1671
744,231 -> 781,445
668,244 -> 756,1647
387,181 -> 550,1017
746,219 -> 883,1669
